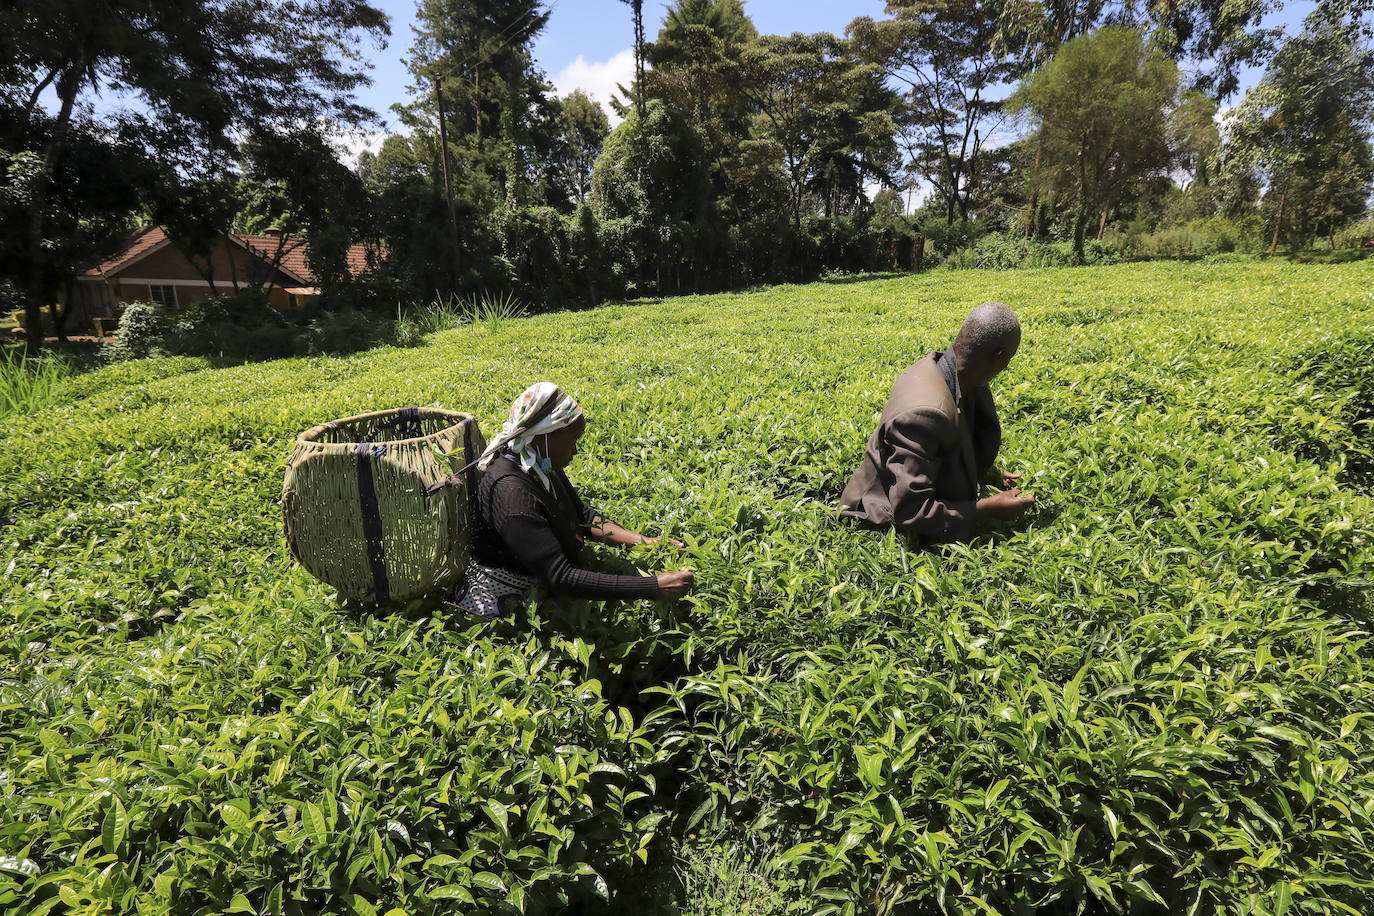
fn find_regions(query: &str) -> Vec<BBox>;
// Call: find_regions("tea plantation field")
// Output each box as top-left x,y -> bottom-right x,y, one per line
2,260 -> 1373,915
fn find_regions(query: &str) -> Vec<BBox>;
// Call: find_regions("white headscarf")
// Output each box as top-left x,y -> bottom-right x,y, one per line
477,382 -> 583,489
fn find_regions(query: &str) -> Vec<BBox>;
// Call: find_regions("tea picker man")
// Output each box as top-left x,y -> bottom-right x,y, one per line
839,301 -> 1035,542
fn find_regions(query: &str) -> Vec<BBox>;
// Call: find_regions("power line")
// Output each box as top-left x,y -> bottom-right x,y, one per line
446,0 -> 561,82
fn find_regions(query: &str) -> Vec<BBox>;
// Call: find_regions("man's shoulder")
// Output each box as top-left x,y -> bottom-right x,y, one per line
884,355 -> 956,424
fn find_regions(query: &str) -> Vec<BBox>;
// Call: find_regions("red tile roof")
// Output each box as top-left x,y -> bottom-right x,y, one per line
233,234 -> 313,283
88,224 -> 171,277
233,235 -> 383,284
85,226 -> 384,285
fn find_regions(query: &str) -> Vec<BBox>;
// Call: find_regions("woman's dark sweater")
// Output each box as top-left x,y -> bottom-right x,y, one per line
471,454 -> 662,600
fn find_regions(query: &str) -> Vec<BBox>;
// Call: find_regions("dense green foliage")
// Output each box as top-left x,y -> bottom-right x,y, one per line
347,0 -> 1374,313
2,261 -> 1372,913
1217,13 -> 1374,253
106,297 -> 426,363
0,0 -> 388,345
1012,27 -> 1179,262
7,0 -> 1373,347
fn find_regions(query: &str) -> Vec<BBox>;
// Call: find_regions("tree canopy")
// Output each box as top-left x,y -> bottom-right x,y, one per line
5,0 -> 1373,345
1,0 -> 387,347
1012,26 -> 1179,260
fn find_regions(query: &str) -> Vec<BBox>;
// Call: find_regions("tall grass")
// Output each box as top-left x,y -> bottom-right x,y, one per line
0,349 -> 69,419
414,290 -> 529,335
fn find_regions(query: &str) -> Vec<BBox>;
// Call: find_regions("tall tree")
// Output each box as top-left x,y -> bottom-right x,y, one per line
407,0 -> 551,187
1218,12 -> 1374,250
590,100 -> 713,294
647,0 -> 756,133
850,0 -> 1022,225
402,0 -> 555,290
358,133 -> 467,296
552,91 -> 611,206
738,33 -> 900,235
0,0 -> 387,350
644,0 -> 760,286
1011,25 -> 1178,261
1169,90 -> 1222,188
619,0 -> 648,119
991,0 -> 1279,96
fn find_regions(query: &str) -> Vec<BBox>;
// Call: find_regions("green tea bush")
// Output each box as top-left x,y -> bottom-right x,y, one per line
0,605 -> 673,914
1290,331 -> 1374,485
2,260 -> 1373,914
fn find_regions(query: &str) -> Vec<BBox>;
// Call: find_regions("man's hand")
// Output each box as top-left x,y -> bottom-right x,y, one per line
656,569 -> 695,599
985,467 -> 1021,490
977,488 -> 1035,520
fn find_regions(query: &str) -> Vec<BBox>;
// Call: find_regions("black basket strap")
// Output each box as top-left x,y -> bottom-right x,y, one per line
462,419 -> 482,522
356,443 -> 390,604
374,406 -> 423,440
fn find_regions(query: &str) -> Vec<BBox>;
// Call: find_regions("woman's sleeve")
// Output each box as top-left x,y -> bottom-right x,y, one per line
491,479 -> 660,600
560,473 -> 600,529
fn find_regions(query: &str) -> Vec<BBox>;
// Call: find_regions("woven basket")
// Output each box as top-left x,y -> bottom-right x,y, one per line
282,407 -> 486,604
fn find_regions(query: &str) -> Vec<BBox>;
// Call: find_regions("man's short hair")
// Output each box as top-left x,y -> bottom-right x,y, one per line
955,302 -> 1021,355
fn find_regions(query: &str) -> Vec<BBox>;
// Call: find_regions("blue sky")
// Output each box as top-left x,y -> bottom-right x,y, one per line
67,0 -> 1319,162
358,0 -> 890,129
352,0 -> 1316,145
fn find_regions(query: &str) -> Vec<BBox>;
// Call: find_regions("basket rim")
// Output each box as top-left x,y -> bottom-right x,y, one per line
295,406 -> 475,448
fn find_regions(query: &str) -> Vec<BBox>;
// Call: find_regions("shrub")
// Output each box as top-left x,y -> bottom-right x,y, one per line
304,307 -> 396,356
391,310 -> 426,349
106,299 -> 172,359
941,233 -> 1121,270
493,205 -> 580,310
1332,216 -> 1374,250
104,293 -> 421,362
167,291 -> 299,360
1123,217 -> 1241,260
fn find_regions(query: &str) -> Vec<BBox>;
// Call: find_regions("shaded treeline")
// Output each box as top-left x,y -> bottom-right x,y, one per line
2,0 -> 1372,348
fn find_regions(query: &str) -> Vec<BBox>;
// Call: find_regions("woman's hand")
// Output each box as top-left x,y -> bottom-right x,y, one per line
656,569 -> 694,599
639,535 -> 686,548
589,518 -> 684,548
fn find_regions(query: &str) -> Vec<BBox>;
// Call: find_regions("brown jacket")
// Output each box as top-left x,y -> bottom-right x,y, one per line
839,352 -> 1000,542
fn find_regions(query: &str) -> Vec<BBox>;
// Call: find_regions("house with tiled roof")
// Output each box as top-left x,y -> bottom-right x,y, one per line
68,225 -> 383,335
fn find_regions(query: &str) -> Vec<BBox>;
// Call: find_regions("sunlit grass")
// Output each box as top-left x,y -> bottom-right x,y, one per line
0,348 -> 70,420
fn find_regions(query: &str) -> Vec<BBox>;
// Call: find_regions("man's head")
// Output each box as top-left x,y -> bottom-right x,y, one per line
951,302 -> 1021,388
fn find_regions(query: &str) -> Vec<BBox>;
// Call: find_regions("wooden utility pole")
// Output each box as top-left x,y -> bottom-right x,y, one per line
1268,186 -> 1288,254
1024,139 -> 1042,240
433,77 -> 459,245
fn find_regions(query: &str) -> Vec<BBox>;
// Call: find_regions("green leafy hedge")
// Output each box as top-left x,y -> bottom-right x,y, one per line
2,260 -> 1372,914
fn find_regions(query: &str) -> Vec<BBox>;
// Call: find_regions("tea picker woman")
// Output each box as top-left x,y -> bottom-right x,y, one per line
451,382 -> 695,618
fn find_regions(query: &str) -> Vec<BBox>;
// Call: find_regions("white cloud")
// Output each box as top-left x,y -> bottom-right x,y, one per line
552,48 -> 636,122
332,129 -> 387,167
